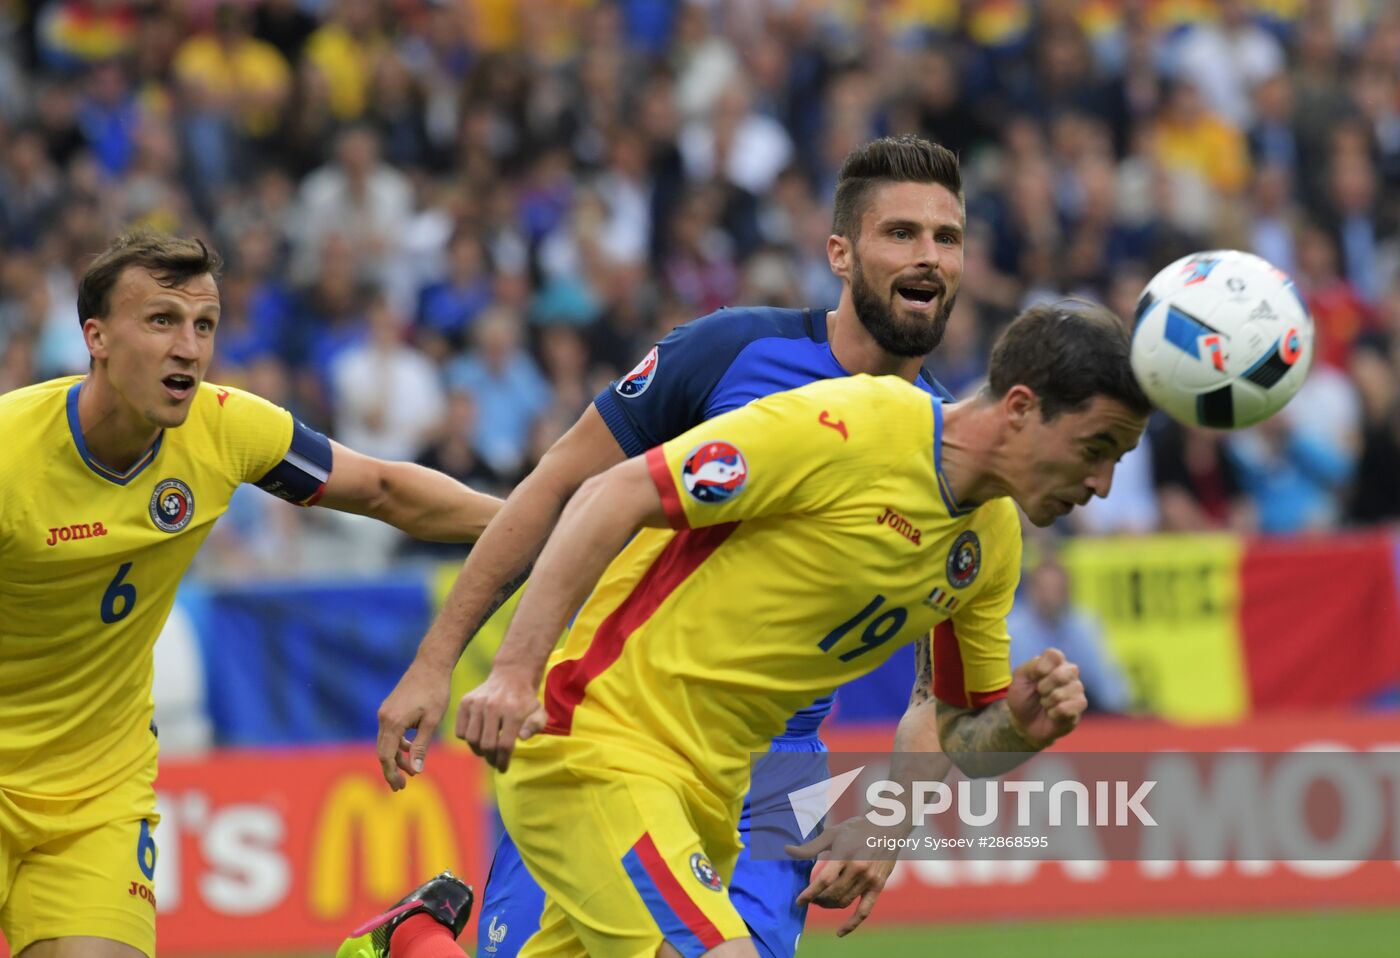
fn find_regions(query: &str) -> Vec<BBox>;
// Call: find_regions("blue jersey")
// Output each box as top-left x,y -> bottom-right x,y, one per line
593,306 -> 947,739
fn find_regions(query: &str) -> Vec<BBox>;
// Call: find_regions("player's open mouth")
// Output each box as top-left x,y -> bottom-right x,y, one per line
163,374 -> 196,399
896,285 -> 942,309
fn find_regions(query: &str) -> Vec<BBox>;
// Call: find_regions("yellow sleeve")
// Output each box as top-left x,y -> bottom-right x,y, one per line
932,500 -> 1021,707
206,383 -> 295,486
646,375 -> 930,529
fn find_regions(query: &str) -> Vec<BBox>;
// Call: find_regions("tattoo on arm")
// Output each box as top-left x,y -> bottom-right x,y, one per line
909,634 -> 933,708
467,564 -> 533,645
936,699 -> 1040,778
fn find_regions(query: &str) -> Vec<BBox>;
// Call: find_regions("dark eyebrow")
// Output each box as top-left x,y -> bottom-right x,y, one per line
880,217 -> 963,237
1085,431 -> 1137,455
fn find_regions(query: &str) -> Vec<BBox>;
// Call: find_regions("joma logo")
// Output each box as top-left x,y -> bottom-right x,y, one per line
45,522 -> 109,546
876,507 -> 921,545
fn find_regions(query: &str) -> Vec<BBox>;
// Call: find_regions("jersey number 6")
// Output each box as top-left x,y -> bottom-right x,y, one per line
102,561 -> 138,624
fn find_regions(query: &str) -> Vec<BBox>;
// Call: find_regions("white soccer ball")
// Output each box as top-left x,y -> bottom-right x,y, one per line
1130,249 -> 1314,429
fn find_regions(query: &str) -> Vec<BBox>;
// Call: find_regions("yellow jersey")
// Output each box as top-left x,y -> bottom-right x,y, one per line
0,378 -> 323,797
532,374 -> 1020,804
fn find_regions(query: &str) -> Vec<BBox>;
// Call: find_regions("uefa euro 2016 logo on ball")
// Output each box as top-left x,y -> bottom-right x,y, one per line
1130,249 -> 1314,430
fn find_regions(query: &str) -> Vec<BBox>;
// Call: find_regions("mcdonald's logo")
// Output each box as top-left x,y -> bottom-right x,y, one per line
309,775 -> 461,918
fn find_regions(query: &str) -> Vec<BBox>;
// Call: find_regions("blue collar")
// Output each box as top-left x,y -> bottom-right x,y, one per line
66,381 -> 164,485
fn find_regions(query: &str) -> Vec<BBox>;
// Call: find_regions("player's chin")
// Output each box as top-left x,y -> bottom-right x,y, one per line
1025,502 -> 1061,528
149,402 -> 194,428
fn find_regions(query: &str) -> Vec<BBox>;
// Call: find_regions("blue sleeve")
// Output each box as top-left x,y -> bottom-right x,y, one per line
1287,430 -> 1355,488
592,310 -> 764,457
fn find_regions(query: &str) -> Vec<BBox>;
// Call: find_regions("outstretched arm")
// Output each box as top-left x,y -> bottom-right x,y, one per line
456,454 -> 666,772
316,440 -> 501,541
375,408 -> 625,788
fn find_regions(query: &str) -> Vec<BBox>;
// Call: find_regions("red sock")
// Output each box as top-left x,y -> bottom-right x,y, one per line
389,912 -> 464,958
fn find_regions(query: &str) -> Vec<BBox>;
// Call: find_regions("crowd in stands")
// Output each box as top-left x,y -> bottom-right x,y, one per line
2,0 -> 1399,574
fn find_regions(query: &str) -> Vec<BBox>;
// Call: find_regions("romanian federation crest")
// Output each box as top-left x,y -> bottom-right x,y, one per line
149,478 -> 195,533
946,529 -> 981,589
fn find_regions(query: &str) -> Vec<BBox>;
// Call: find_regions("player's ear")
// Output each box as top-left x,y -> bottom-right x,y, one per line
82,317 -> 109,361
1003,384 -> 1039,429
827,233 -> 851,280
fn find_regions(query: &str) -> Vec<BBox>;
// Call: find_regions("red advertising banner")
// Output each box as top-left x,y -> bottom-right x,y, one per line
815,715 -> 1400,927
151,747 -> 486,954
0,747 -> 486,957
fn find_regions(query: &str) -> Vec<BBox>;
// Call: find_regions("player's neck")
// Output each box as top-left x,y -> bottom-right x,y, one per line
938,399 -> 1015,509
76,375 -> 163,473
825,307 -> 925,382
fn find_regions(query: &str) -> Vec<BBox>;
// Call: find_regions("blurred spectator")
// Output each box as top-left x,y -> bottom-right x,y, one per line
172,3 -> 292,154
416,226 -> 495,356
1229,367 -> 1361,535
1153,77 -> 1251,199
303,0 -> 389,122
1248,74 -> 1299,175
1322,146 -> 1393,305
415,390 -> 507,498
679,77 -> 793,197
663,184 -> 740,314
0,125 -> 62,249
1248,163 -> 1300,274
331,291 -> 445,463
446,306 -> 552,478
1290,7 -> 1354,200
1348,288 -> 1400,523
77,58 -> 140,177
1168,0 -> 1284,128
535,324 -> 592,420
1008,556 -> 1133,715
1151,419 -> 1257,533
1294,222 -> 1377,370
290,124 -> 412,285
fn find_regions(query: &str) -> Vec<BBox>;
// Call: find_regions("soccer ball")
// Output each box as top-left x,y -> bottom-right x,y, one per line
1130,250 -> 1314,429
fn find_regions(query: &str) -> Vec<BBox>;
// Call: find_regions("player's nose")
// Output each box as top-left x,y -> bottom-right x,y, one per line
169,322 -> 201,360
911,233 -> 942,270
1085,460 -> 1115,499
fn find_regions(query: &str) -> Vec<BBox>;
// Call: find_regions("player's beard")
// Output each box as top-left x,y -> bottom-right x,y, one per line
850,253 -> 955,358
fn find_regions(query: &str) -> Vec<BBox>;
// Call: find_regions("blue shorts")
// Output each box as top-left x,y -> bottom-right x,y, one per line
478,735 -> 826,958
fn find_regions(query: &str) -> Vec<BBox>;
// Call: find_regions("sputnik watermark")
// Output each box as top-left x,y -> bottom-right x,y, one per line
784,774 -> 1155,841
748,750 -> 1400,862
861,778 -> 1157,828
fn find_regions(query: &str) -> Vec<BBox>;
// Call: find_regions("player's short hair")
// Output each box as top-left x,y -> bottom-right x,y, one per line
77,229 -> 223,326
986,300 -> 1153,421
832,135 -> 963,239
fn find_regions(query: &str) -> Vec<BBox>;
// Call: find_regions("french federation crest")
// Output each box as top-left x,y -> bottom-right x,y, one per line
681,442 -> 748,503
946,530 -> 981,589
149,478 -> 194,533
616,346 -> 659,397
690,853 -> 723,892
